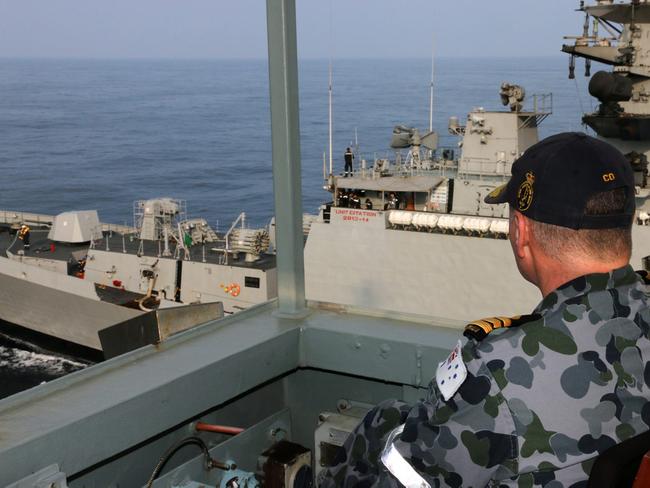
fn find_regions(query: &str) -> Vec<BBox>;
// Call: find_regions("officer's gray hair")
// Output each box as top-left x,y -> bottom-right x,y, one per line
530,188 -> 632,263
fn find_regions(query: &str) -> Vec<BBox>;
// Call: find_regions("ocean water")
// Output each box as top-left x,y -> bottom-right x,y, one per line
0,56 -> 594,397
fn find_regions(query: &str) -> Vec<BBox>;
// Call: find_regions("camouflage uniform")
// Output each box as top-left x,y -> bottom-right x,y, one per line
320,265 -> 650,487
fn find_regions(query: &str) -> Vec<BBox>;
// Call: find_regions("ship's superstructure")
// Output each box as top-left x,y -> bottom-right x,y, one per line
560,0 -> 650,255
305,85 -> 550,320
562,0 -> 650,184
85,198 -> 275,311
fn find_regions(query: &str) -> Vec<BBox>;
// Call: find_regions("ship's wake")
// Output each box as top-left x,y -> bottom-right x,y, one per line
0,332 -> 90,375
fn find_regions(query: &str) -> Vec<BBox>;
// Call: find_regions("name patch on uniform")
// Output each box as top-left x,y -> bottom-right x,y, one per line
436,340 -> 467,401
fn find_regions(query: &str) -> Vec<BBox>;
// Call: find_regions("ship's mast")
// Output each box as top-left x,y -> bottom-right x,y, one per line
328,58 -> 333,176
327,0 -> 333,176
429,37 -> 435,133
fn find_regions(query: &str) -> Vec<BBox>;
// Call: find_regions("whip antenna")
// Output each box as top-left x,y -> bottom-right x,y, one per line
327,0 -> 333,176
429,36 -> 435,133
328,58 -> 333,176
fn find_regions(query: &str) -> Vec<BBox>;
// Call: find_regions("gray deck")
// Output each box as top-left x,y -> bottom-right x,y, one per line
0,224 -> 276,271
0,226 -> 87,264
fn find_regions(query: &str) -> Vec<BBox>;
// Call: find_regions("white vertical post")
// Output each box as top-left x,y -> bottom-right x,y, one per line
266,0 -> 308,317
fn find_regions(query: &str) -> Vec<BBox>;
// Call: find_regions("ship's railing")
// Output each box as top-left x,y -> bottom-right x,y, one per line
531,92 -> 552,115
0,210 -> 54,227
338,144 -> 460,180
520,93 -> 553,129
100,223 -> 138,234
457,156 -> 514,179
0,209 -> 138,235
343,156 -> 460,180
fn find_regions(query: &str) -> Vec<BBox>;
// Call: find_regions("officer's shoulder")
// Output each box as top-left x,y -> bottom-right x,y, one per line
463,314 -> 542,342
434,314 -> 541,401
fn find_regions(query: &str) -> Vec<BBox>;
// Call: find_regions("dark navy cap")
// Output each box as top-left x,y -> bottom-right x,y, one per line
484,132 -> 635,229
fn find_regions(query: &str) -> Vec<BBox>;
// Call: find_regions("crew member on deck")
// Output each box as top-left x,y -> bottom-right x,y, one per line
386,192 -> 399,210
344,147 -> 354,177
338,190 -> 349,208
18,224 -> 30,250
350,192 -> 361,209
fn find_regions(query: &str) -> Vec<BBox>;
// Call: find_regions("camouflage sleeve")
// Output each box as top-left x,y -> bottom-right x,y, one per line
319,342 -> 519,487
318,399 -> 411,487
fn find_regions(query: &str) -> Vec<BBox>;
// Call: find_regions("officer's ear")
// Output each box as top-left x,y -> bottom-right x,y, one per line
510,210 -> 531,259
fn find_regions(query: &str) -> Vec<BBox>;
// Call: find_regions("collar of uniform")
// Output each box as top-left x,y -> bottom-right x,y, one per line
533,264 -> 640,315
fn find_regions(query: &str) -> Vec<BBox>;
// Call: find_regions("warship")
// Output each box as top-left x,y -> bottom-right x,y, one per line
1,1 -> 649,487
0,198 -> 276,356
303,79 -> 650,323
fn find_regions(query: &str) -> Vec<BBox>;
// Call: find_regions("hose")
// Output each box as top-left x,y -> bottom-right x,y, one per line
195,422 -> 244,435
138,296 -> 155,312
138,274 -> 158,312
145,435 -> 232,488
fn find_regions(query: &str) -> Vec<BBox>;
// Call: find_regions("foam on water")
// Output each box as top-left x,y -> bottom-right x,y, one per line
0,333 -> 91,377
0,343 -> 87,375
0,332 -> 91,397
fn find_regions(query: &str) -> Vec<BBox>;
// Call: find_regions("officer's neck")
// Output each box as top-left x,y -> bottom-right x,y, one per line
532,253 -> 629,298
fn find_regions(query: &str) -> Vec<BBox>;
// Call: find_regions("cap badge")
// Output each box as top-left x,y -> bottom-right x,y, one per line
517,171 -> 535,211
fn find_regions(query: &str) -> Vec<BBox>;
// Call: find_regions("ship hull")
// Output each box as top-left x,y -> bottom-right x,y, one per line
0,256 -> 142,350
0,246 -> 277,351
304,210 -> 650,323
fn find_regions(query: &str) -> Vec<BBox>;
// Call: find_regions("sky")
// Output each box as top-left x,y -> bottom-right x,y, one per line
0,0 -> 585,59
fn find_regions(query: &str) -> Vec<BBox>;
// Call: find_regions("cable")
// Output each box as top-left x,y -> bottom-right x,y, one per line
145,435 -> 230,488
574,76 -> 585,117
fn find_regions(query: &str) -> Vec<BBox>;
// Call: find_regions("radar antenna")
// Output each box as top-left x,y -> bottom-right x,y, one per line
499,83 -> 526,112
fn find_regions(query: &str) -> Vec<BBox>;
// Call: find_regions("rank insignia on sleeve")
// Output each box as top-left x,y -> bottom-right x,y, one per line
436,340 -> 467,401
463,314 -> 541,341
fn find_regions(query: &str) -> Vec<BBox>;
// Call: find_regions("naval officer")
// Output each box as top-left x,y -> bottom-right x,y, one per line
319,132 -> 650,487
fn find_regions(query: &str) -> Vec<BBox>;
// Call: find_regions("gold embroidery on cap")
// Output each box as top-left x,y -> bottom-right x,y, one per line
488,185 -> 505,199
602,172 -> 616,182
517,171 -> 535,211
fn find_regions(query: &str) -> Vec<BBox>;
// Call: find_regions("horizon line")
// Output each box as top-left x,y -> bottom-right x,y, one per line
0,54 -> 570,62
